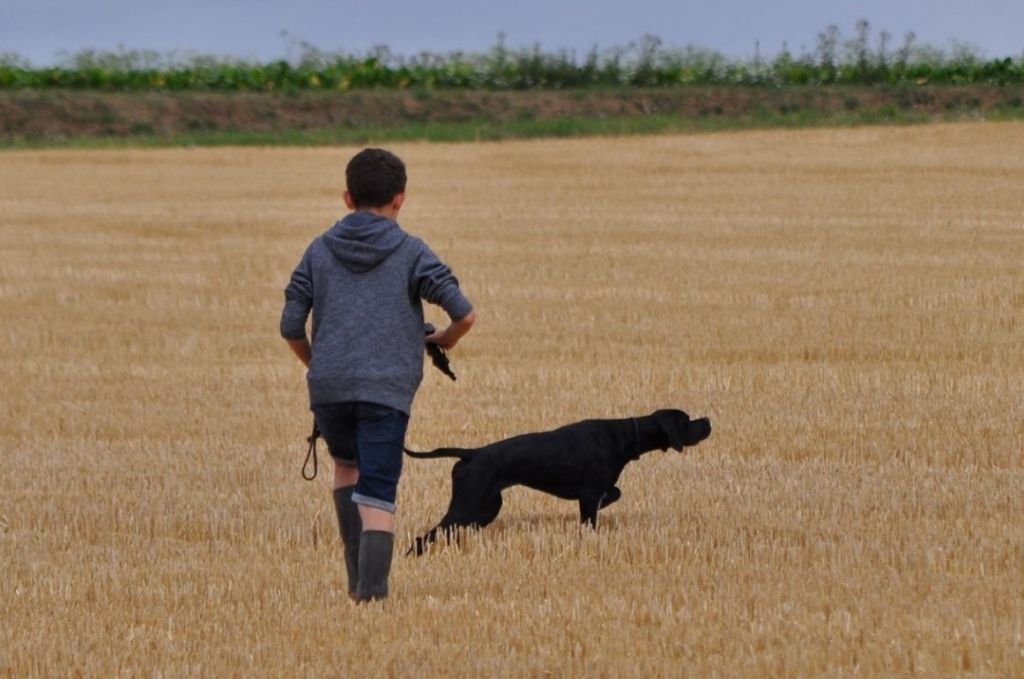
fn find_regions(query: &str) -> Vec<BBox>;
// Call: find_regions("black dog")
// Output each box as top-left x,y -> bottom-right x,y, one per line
405,409 -> 711,555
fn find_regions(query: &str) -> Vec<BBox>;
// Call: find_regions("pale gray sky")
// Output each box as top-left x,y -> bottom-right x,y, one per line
2,0 -> 1022,65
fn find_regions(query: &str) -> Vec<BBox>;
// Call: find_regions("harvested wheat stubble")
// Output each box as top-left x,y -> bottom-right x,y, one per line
1,122 -> 1023,677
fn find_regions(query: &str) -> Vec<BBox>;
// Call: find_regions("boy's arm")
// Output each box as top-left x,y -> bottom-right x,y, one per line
426,310 -> 475,349
280,245 -> 315,365
415,243 -> 475,348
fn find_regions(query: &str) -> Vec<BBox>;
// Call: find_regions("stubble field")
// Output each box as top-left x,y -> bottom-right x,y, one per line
1,122 -> 1022,677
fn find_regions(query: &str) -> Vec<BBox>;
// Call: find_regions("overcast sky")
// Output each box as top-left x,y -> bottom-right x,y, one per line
2,0 -> 1022,66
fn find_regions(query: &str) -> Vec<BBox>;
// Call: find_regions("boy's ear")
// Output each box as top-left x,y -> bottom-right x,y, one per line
343,191 -> 356,210
392,192 -> 406,211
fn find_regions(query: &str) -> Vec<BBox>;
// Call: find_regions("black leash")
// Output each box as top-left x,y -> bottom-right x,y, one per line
631,417 -> 641,459
302,421 -> 320,481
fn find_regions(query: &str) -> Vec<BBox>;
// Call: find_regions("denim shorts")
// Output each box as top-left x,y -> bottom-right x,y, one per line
312,401 -> 409,513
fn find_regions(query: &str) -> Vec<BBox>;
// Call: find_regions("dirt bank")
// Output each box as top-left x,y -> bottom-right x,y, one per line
1,85 -> 1021,142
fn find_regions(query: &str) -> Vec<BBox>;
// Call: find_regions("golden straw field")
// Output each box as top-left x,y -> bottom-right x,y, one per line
2,123 -> 1023,676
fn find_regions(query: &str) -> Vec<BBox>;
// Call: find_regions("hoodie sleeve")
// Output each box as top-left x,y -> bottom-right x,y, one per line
414,243 -> 474,321
280,245 -> 314,340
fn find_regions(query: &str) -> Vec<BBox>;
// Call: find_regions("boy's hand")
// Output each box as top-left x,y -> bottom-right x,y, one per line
286,337 -> 312,367
425,311 -> 476,349
424,328 -> 455,349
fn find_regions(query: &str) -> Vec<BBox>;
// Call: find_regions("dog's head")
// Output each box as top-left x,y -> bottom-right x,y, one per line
652,409 -> 712,451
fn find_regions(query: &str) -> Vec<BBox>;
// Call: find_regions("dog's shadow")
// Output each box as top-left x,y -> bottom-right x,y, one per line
407,509 -> 643,557
496,511 -> 634,531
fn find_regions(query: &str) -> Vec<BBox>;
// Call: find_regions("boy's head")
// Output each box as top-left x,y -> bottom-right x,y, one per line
345,148 -> 407,210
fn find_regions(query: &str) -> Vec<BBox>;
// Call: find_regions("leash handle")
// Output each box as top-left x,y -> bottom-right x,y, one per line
302,421 -> 320,481
424,323 -> 457,381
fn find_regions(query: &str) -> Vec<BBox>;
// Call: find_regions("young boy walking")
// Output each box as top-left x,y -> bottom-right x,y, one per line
280,148 -> 475,602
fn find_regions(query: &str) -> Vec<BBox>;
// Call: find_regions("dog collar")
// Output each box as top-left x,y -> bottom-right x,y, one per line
630,417 -> 641,460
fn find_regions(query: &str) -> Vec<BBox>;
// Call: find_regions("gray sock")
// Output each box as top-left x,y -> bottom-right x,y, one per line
356,530 -> 395,602
332,486 -> 362,597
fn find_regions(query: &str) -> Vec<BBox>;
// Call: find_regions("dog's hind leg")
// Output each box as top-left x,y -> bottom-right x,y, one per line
476,492 -> 503,527
409,465 -> 499,556
408,511 -> 475,556
409,526 -> 441,557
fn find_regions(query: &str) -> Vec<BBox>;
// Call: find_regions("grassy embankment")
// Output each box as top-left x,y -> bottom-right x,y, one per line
2,85 -> 1022,149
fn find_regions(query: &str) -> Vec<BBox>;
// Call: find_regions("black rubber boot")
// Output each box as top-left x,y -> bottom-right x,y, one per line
332,486 -> 362,598
356,530 -> 395,602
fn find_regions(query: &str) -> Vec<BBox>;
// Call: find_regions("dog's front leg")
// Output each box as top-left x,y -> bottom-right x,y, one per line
599,486 -> 622,508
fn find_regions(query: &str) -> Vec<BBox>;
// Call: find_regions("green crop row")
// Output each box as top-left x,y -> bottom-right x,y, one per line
3,25 -> 1022,92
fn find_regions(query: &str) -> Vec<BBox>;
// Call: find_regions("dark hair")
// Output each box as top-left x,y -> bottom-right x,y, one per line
345,148 -> 407,208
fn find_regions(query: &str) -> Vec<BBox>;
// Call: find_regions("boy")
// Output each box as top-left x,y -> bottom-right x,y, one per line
280,148 -> 475,602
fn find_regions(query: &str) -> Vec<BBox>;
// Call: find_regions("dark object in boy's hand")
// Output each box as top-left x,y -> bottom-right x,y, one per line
424,324 -> 456,381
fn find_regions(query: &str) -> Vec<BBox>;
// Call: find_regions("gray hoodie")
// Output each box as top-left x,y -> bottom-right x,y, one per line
280,212 -> 473,414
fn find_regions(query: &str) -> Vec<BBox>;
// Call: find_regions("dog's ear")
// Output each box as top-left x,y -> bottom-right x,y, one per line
653,409 -> 690,451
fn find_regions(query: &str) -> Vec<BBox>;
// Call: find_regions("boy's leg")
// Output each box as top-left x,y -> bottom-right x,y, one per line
331,468 -> 361,600
351,403 -> 408,602
334,461 -> 359,489
313,404 -> 362,598
358,504 -> 394,531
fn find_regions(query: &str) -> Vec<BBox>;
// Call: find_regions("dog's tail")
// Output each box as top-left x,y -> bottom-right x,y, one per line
403,446 -> 474,460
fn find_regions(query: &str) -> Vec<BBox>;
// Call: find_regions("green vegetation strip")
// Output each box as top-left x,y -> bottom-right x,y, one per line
6,105 -> 1024,151
4,23 -> 1023,92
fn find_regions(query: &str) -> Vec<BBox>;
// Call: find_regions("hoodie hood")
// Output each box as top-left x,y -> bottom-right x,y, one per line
323,211 -> 408,273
